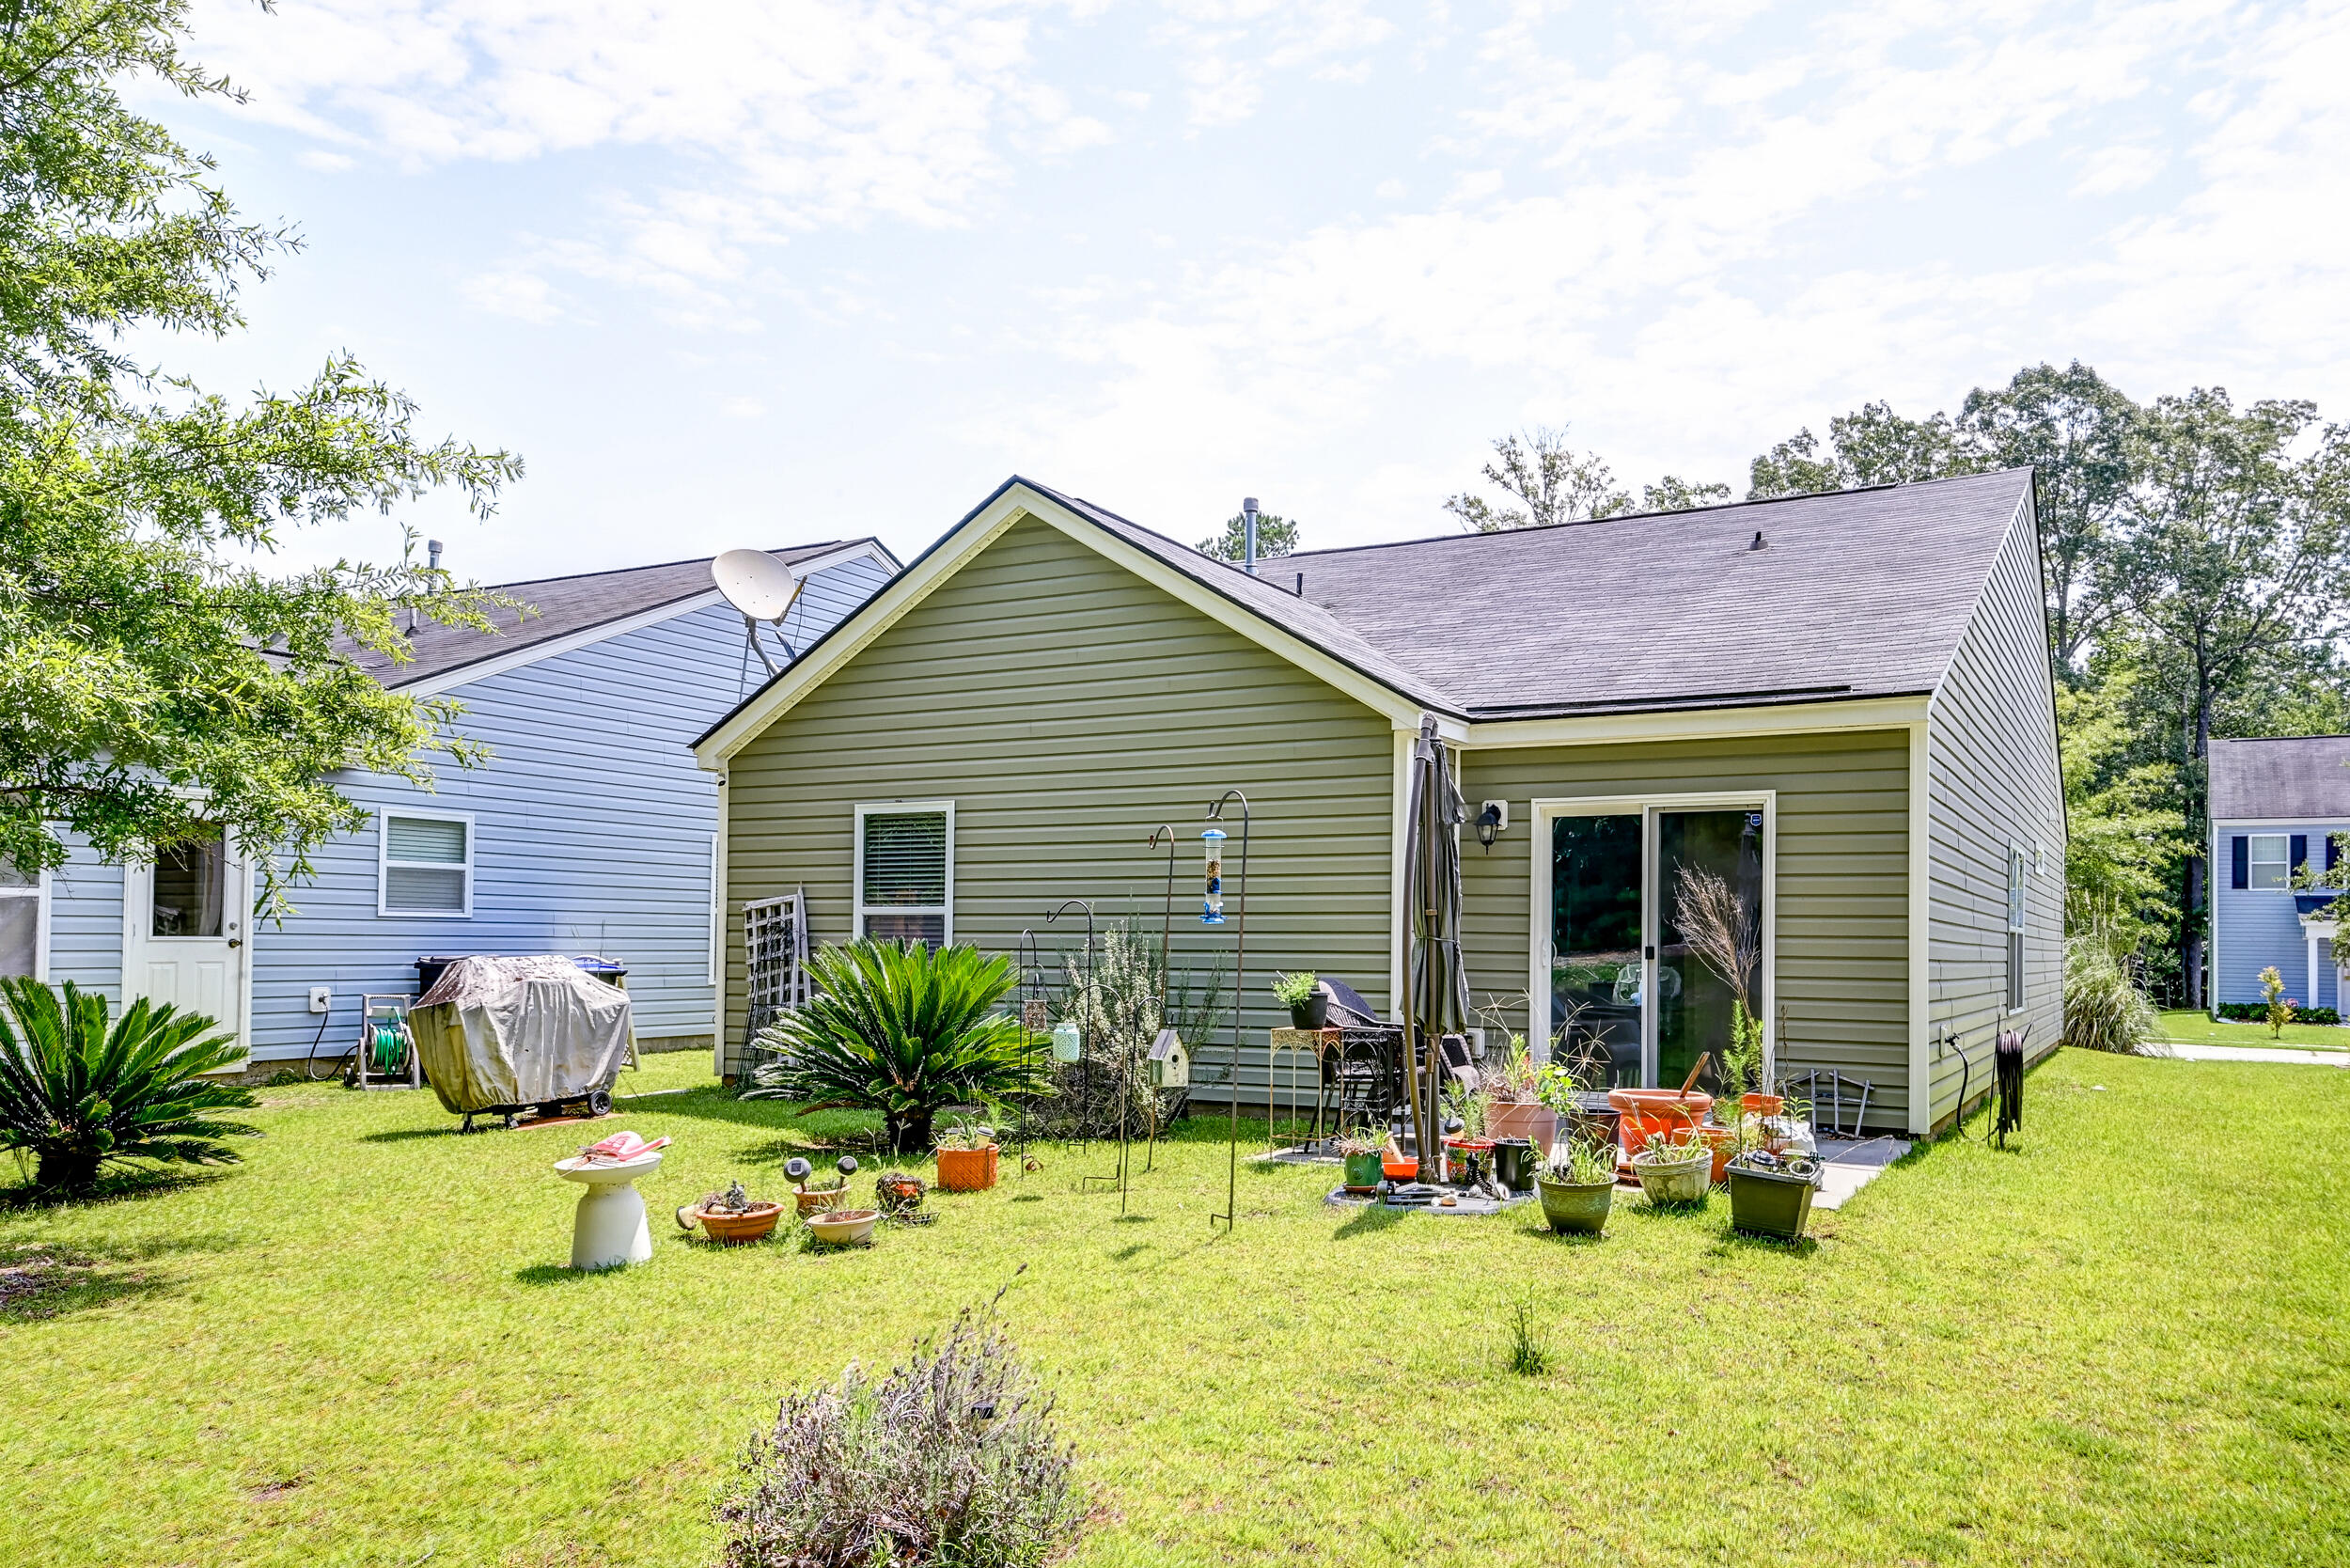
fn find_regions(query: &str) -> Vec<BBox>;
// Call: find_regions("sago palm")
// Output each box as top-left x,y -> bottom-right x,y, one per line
0,979 -> 259,1194
747,939 -> 1049,1152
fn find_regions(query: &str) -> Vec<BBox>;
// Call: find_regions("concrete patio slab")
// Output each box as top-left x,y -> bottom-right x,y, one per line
1812,1135 -> 1910,1211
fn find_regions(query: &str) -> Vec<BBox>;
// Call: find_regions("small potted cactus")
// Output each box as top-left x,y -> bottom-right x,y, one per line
676,1179 -> 784,1244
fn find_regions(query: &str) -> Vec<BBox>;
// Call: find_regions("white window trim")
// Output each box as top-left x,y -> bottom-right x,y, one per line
2006,840 -> 2029,1014
0,867 -> 51,981
707,831 -> 722,988
377,808 -> 476,918
854,801 -> 954,944
2247,833 -> 2291,893
1525,790 -> 1777,1088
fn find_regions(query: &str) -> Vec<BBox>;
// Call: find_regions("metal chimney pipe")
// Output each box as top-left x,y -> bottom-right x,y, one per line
428,539 -> 445,572
1242,497 -> 1260,575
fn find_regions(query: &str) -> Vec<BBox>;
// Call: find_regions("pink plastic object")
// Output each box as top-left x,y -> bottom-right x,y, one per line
581,1131 -> 670,1164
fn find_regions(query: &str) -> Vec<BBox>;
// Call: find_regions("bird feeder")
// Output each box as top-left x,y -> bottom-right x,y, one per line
1148,1026 -> 1190,1089
1051,1019 -> 1083,1062
1201,827 -> 1228,924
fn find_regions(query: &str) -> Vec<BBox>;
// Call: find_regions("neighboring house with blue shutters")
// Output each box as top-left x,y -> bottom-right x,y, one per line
2209,734 -> 2350,1017
16,539 -> 896,1068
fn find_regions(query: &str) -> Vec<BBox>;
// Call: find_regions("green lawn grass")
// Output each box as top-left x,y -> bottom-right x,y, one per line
4,1049 -> 2345,1568
2155,1008 -> 2350,1051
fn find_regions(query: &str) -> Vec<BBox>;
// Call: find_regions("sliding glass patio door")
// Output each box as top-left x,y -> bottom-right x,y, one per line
1541,798 -> 1769,1092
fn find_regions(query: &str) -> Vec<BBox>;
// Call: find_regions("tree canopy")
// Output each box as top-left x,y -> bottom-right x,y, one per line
0,0 -> 520,910
1197,510 -> 1298,562
1445,426 -> 1726,531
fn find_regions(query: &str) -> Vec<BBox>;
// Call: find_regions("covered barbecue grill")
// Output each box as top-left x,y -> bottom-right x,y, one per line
410,955 -> 634,1132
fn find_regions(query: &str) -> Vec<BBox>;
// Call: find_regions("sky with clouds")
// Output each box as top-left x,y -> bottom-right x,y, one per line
158,0 -> 2350,580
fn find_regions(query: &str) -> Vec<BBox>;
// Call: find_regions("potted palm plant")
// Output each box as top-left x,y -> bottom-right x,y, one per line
1631,1127 -> 1713,1205
746,939 -> 1054,1153
1535,1133 -> 1617,1234
934,1116 -> 1000,1192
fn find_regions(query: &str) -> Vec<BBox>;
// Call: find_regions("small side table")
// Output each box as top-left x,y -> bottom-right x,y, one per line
554,1152 -> 664,1270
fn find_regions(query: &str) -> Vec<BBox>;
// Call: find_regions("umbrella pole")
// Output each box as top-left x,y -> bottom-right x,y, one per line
1207,791 -> 1250,1231
1402,750 -> 1431,1184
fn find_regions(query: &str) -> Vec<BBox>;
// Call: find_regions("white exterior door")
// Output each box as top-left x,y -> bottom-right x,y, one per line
123,826 -> 252,1058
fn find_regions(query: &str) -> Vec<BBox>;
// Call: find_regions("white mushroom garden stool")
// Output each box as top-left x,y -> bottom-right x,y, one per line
555,1149 -> 664,1270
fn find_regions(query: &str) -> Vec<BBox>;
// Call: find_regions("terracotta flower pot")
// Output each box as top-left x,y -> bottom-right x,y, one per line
936,1144 -> 999,1192
692,1200 -> 783,1244
1701,1125 -> 1738,1184
1608,1088 -> 1713,1159
795,1187 -> 846,1217
1742,1092 -> 1785,1117
1486,1100 -> 1559,1155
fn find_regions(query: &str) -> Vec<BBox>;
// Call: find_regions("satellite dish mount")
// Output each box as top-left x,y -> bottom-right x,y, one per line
711,549 -> 803,677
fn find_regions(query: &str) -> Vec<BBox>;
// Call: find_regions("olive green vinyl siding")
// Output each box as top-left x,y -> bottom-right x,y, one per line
1457,730 -> 1915,1130
718,513 -> 1397,1097
1925,504 -> 2066,1128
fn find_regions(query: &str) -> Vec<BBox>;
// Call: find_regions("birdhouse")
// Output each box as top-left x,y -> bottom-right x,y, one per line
1148,1026 -> 1190,1089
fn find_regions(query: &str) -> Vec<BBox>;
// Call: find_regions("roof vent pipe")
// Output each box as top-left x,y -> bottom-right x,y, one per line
428,539 -> 444,572
1242,496 -> 1260,575
1749,529 -> 1767,551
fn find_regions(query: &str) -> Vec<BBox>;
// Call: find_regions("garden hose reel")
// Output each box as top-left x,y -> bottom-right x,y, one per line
350,995 -> 422,1092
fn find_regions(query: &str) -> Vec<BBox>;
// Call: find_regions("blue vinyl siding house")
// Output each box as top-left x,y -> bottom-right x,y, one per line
2208,735 -> 2350,1015
25,541 -> 896,1066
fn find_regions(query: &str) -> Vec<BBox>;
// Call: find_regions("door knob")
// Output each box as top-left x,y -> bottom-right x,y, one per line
227,937 -> 243,949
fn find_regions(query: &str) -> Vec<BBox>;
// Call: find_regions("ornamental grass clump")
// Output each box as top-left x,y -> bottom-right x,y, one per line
2061,932 -> 2160,1056
716,1295 -> 1082,1568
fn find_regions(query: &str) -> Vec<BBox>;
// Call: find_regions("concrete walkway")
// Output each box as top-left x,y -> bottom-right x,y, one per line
2151,1042 -> 2350,1067
1812,1135 -> 1910,1211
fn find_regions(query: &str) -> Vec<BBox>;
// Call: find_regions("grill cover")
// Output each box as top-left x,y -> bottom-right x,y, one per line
410,955 -> 633,1114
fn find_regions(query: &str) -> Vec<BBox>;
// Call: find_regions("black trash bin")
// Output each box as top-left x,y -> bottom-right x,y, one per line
1491,1137 -> 1538,1193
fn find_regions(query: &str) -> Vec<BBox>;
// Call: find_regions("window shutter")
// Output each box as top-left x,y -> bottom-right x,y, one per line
2291,835 -> 2309,876
2231,837 -> 2248,889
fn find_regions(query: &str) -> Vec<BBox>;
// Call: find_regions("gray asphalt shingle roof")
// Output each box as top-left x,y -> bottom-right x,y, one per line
2209,735 -> 2350,822
352,540 -> 888,691
1034,468 -> 2033,719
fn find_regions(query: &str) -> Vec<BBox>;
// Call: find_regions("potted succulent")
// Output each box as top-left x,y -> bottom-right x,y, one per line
933,1117 -> 1001,1192
1535,1133 -> 1618,1235
1482,1034 -> 1559,1154
1272,971 -> 1328,1029
787,1155 -> 859,1215
1334,1130 -> 1386,1193
1631,1127 -> 1713,1205
1727,1148 -> 1822,1239
1439,1084 -> 1493,1181
676,1179 -> 784,1244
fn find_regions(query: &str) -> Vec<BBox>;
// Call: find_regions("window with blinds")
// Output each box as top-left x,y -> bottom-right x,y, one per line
0,863 -> 43,980
381,812 -> 473,917
855,805 -> 951,947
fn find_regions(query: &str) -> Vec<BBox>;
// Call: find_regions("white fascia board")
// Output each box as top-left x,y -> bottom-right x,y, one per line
697,484 -> 1426,767
393,588 -> 728,699
1908,711 -> 1932,1136
790,541 -> 899,579
1461,693 -> 1931,751
2212,818 -> 2350,829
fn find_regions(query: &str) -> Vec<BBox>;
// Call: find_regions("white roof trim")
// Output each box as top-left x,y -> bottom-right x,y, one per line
694,483 -> 1429,766
393,545 -> 895,698
1460,694 -> 1931,749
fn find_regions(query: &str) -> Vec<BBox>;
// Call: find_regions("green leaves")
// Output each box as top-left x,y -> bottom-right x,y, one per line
0,0 -> 523,910
746,941 -> 1052,1151
0,977 -> 258,1193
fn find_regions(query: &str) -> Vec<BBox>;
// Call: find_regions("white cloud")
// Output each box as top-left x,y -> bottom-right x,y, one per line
460,269 -> 563,322
721,397 -> 768,419
2072,144 -> 2167,196
296,149 -> 354,173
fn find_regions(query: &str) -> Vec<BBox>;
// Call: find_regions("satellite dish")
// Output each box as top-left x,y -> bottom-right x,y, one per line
712,548 -> 803,679
713,548 -> 801,620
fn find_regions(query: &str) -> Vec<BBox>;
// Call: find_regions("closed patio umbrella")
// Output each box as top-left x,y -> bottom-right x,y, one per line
1402,713 -> 1470,1179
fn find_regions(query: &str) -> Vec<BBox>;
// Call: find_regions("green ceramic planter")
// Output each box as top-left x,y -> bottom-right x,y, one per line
1341,1151 -> 1384,1193
1536,1174 -> 1614,1235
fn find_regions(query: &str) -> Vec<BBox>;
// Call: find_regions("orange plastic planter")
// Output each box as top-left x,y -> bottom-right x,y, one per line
936,1144 -> 1000,1192
1742,1092 -> 1785,1117
1607,1089 -> 1714,1160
